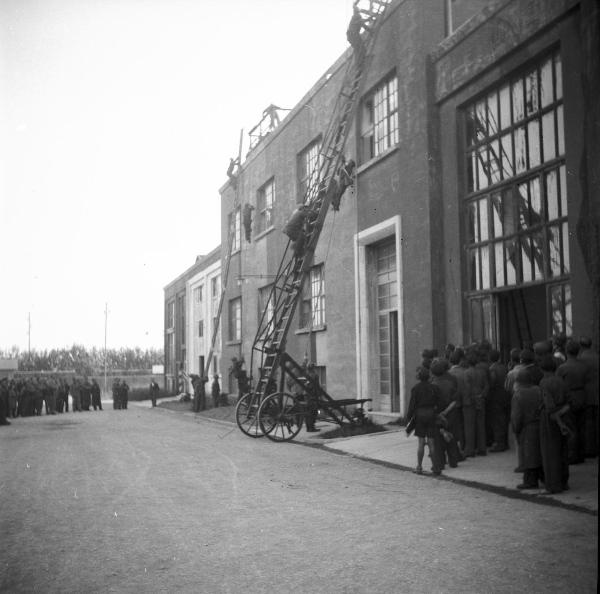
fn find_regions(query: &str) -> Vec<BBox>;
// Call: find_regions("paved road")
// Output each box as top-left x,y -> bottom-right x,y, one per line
1,406 -> 597,593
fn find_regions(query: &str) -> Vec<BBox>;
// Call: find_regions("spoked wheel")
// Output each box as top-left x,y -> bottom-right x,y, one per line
258,392 -> 303,442
235,393 -> 264,438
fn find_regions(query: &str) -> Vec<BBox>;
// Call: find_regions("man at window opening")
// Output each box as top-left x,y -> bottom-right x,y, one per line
243,203 -> 254,242
330,158 -> 356,211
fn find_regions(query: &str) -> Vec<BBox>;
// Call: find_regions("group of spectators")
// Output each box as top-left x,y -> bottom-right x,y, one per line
407,336 -> 598,494
0,376 -> 104,424
110,378 -> 131,410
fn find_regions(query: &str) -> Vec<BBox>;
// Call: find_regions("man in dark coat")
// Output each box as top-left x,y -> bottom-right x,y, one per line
346,0 -> 370,56
112,379 -> 121,410
430,359 -> 460,469
0,378 -> 10,426
242,203 -> 254,242
120,381 -> 129,410
191,375 -> 207,412
447,349 -> 467,457
464,351 -> 488,456
488,350 -> 510,452
211,375 -> 220,408
539,355 -> 570,493
81,379 -> 91,411
91,379 -> 102,410
556,340 -> 590,464
511,368 -> 544,489
283,205 -> 308,258
149,380 -> 160,408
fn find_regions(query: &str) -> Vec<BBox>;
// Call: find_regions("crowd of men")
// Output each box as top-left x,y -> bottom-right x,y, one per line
410,335 -> 598,493
0,376 -> 134,424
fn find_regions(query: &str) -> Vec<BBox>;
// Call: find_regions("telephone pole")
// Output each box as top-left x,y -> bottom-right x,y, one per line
28,312 -> 31,360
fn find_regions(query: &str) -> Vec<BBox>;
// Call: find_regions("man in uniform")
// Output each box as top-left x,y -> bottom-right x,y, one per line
112,378 -> 121,410
120,380 -> 129,410
149,379 -> 160,408
91,379 -> 102,410
0,378 -> 10,426
211,375 -> 220,408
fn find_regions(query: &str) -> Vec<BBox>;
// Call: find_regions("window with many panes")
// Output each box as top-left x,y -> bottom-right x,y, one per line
297,139 -> 321,202
300,265 -> 325,329
361,73 -> 399,162
228,209 -> 241,252
463,50 -> 570,335
194,285 -> 203,304
178,294 -> 186,344
166,301 -> 175,329
376,239 -> 398,398
228,297 -> 242,342
256,179 -> 275,235
465,51 -> 568,286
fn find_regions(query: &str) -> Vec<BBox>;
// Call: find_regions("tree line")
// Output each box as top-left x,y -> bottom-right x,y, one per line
0,345 -> 164,374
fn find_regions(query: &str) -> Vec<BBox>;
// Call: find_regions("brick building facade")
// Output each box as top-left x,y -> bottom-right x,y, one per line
164,247 -> 221,394
219,0 -> 599,419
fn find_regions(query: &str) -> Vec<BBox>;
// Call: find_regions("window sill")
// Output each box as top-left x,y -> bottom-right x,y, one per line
295,325 -> 327,335
357,145 -> 399,175
226,340 -> 242,346
254,226 -> 276,242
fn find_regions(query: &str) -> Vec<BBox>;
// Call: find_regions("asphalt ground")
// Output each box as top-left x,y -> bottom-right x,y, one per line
1,401 -> 597,593
160,398 -> 598,515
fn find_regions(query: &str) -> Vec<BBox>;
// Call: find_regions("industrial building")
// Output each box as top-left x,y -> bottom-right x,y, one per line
216,0 -> 598,420
163,246 -> 221,394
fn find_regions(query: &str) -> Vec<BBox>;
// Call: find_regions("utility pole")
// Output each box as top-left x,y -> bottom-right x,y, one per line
104,303 -> 108,399
28,312 -> 31,360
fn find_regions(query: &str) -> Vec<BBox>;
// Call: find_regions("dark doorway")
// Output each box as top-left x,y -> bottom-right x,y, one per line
497,284 -> 547,360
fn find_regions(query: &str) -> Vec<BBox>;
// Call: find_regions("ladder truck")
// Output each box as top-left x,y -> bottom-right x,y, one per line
232,0 -> 393,441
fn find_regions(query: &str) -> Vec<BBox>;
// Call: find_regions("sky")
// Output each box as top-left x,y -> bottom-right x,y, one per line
0,0 -> 353,351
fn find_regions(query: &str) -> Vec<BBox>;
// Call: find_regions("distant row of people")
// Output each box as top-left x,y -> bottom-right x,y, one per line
407,336 -> 598,494
0,376 -> 103,424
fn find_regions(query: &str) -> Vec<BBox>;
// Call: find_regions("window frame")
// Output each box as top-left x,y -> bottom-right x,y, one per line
228,208 -> 241,253
297,138 -> 322,203
228,297 -> 242,342
299,264 -> 325,330
463,50 -> 567,295
360,72 -> 399,163
256,178 -> 275,236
